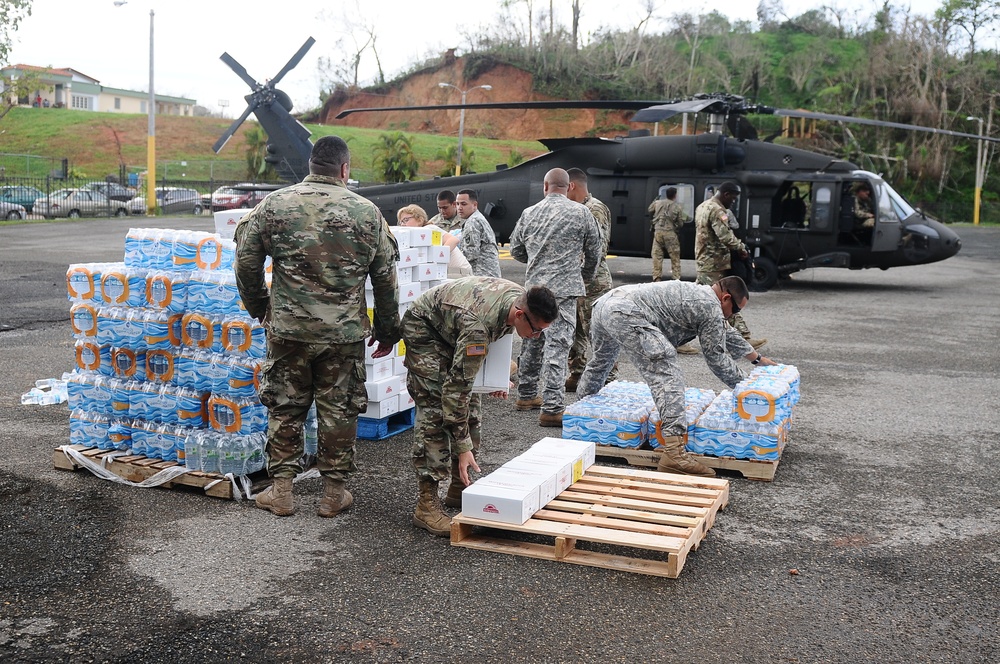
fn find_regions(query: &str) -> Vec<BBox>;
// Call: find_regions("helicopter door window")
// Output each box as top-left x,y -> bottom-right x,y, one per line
658,184 -> 695,219
811,185 -> 832,231
779,183 -> 810,229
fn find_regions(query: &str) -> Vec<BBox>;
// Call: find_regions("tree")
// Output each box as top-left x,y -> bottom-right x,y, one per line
436,144 -> 476,178
244,124 -> 276,181
0,0 -> 31,65
936,0 -> 1000,60
373,132 -> 419,183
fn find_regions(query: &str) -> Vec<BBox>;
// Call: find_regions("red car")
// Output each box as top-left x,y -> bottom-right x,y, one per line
210,184 -> 279,212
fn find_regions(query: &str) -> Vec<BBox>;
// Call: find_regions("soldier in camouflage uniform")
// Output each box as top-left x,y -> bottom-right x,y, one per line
694,181 -> 767,350
565,167 -> 615,392
578,277 -> 776,476
455,189 -> 501,278
235,135 -> 401,518
510,168 -> 602,426
428,189 -> 461,232
852,182 -> 875,230
648,187 -> 689,281
402,277 -> 558,536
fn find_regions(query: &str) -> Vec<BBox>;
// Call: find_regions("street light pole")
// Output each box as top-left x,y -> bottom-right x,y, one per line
147,8 -> 156,216
438,82 -> 492,177
966,116 -> 984,226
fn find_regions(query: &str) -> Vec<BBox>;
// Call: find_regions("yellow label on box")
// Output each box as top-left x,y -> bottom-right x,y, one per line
571,459 -> 584,483
367,307 -> 375,324
431,230 -> 443,246
397,340 -> 406,356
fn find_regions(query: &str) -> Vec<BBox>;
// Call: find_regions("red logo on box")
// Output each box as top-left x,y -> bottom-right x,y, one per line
483,504 -> 499,514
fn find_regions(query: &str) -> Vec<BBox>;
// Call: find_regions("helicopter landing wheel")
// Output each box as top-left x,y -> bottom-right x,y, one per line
751,256 -> 778,291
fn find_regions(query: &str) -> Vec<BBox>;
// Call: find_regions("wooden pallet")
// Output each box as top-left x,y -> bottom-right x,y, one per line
594,445 -> 782,482
451,465 -> 729,578
52,444 -> 267,500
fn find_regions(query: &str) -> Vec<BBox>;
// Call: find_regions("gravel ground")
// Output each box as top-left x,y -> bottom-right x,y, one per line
0,217 -> 997,663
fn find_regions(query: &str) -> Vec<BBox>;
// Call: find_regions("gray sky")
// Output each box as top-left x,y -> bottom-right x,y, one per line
8,0 -> 943,118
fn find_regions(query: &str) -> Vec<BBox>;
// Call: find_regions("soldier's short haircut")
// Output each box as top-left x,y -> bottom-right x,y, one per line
521,286 -> 559,324
310,135 -> 350,171
457,188 -> 478,202
437,190 -> 456,204
567,167 -> 587,184
716,276 -> 749,304
718,181 -> 741,195
665,187 -> 677,199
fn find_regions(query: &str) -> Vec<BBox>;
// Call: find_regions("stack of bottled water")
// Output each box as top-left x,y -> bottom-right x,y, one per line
647,387 -> 717,449
563,380 -> 652,447
688,363 -> 799,460
65,228 -> 267,477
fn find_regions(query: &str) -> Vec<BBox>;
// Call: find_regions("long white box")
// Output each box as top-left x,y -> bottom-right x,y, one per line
394,355 -> 407,376
398,247 -> 421,267
428,245 -> 451,264
472,334 -> 513,394
461,481 -> 540,525
532,437 -> 597,470
362,394 -> 398,419
398,387 -> 415,411
408,228 -> 433,247
389,226 -> 411,248
399,283 -> 422,304
366,357 -> 395,380
213,209 -> 253,240
488,464 -> 559,505
365,375 -> 401,402
510,451 -> 574,493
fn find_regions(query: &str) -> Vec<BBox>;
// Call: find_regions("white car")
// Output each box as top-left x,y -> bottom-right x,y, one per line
129,187 -> 204,215
0,200 -> 27,220
34,189 -> 130,219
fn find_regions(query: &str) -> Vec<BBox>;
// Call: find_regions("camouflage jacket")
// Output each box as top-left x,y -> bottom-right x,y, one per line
234,174 -> 401,345
602,281 -> 752,387
459,210 -> 502,278
648,198 -> 689,234
854,195 -> 874,221
509,193 -> 602,297
695,197 -> 745,275
428,211 -> 462,232
584,194 -> 613,296
403,277 -> 522,453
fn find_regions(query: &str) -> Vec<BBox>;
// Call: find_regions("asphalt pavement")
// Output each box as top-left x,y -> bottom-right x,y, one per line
0,217 -> 997,663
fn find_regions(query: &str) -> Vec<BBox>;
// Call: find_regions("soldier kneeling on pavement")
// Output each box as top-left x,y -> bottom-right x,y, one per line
577,276 -> 778,477
401,277 -> 558,537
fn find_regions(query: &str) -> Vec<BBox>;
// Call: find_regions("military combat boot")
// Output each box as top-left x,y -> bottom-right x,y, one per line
538,410 -> 564,427
655,435 -> 715,477
675,344 -> 699,355
748,338 -> 768,350
515,395 -> 543,411
317,476 -> 353,518
564,374 -> 580,393
413,478 -> 452,537
255,477 -> 295,516
444,458 -> 465,509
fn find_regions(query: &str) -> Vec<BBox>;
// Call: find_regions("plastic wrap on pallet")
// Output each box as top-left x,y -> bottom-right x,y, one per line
689,390 -> 789,460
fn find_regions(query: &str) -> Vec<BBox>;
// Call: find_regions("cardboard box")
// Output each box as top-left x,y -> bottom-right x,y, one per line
366,357 -> 395,381
429,245 -> 451,264
416,263 -> 436,281
399,284 -> 422,304
365,375 -> 402,402
472,334 -> 514,394
396,264 -> 414,285
488,464 -> 559,505
389,226 -> 411,248
532,437 -> 597,470
362,394 -> 398,419
415,247 -> 429,262
510,451 -> 574,493
398,247 -> 421,267
398,387 -> 415,410
461,481 -> 540,525
524,442 -> 585,484
213,209 -> 253,241
409,228 -> 433,247
428,279 -> 450,289
394,355 -> 408,376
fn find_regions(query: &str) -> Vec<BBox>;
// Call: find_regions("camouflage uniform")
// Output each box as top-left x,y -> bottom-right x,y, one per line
578,281 -> 752,438
510,193 -> 601,414
568,194 -> 614,381
648,198 -> 688,281
854,194 -> 875,229
429,211 -> 461,233
402,277 -> 521,480
235,174 -> 401,481
695,197 -> 752,339
459,209 -> 501,278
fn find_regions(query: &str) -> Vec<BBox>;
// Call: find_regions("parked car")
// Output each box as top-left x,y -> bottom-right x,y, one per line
0,185 -> 45,213
34,189 -> 130,219
210,183 -> 276,212
0,201 -> 27,220
82,181 -> 136,202
129,187 -> 204,215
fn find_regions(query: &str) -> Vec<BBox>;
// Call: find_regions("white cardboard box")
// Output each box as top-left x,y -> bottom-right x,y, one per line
366,357 -> 395,380
511,451 -> 575,493
365,375 -> 402,402
396,264 -> 414,285
398,387 -> 415,410
213,209 -> 253,241
526,441 -> 586,484
394,355 -> 408,376
488,464 -> 559,505
389,226 -> 411,248
461,481 -> 540,525
408,228 -> 433,247
416,263 -> 436,281
398,248 -> 421,267
532,437 -> 597,470
472,334 -> 514,394
399,283 -> 422,304
362,394 -> 398,419
429,245 -> 451,264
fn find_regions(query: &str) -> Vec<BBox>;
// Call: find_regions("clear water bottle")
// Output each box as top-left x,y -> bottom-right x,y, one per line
198,430 -> 220,473
217,433 -> 242,476
183,428 -> 201,470
304,402 -> 318,456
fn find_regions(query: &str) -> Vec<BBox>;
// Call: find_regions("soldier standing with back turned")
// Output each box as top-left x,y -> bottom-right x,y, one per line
648,186 -> 689,282
235,135 -> 401,517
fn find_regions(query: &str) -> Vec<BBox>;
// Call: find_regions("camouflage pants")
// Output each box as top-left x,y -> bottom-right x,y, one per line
405,364 -> 482,482
578,296 -> 687,438
568,281 -> 613,380
517,295 -> 577,414
651,230 -> 681,281
696,269 -> 751,339
258,337 -> 367,480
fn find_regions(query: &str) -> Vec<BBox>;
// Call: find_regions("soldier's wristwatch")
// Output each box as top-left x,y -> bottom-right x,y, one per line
751,353 -> 762,365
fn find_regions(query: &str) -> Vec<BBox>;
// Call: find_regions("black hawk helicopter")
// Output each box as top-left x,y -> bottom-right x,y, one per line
214,39 -> 995,290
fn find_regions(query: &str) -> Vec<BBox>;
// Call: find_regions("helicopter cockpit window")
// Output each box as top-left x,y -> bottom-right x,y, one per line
875,181 -> 913,223
658,184 -> 695,219
778,182 -> 811,229
812,185 -> 832,231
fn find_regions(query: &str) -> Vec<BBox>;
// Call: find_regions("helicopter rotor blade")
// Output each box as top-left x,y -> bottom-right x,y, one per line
335,100 -> 660,120
212,102 -> 257,154
264,96 -> 313,143
630,98 -> 731,123
220,52 -> 260,91
270,37 -> 316,88
768,108 -> 1000,144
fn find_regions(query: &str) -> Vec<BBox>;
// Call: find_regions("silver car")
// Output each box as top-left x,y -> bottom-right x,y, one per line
0,201 -> 27,220
35,188 -> 130,219
129,187 -> 204,215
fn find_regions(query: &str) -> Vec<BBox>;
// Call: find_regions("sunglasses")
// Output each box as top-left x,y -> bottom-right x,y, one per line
726,291 -> 742,315
517,308 -> 544,335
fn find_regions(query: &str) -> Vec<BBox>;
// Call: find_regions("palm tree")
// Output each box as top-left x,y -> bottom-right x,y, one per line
244,125 -> 276,181
373,132 -> 419,183
436,144 -> 476,177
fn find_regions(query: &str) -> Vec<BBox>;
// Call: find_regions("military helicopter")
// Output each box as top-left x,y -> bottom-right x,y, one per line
213,42 -> 993,290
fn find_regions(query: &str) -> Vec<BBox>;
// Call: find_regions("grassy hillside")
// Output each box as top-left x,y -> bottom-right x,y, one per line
0,107 -> 547,184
